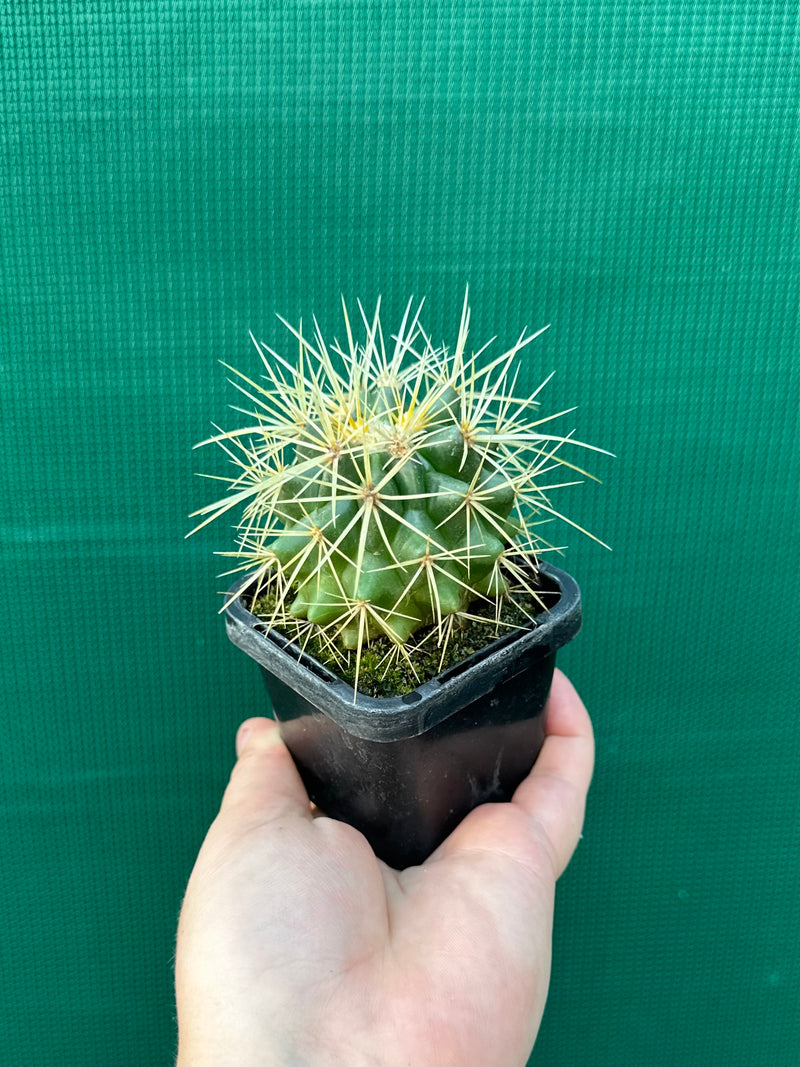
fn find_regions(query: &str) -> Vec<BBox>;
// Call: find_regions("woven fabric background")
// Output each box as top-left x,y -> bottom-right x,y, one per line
1,3 -> 797,1065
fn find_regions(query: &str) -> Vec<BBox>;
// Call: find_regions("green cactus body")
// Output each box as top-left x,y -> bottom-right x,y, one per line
193,293 -> 607,689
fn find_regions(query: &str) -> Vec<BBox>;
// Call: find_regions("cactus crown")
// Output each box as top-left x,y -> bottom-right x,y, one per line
192,292 -> 607,692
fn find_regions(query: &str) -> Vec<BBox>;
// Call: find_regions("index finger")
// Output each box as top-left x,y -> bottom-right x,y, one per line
511,669 -> 595,878
220,716 -> 312,824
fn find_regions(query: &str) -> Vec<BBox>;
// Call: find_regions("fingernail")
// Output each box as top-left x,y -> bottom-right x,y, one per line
236,722 -> 252,757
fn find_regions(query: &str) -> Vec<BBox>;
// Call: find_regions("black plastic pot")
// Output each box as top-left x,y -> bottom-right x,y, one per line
225,561 -> 581,868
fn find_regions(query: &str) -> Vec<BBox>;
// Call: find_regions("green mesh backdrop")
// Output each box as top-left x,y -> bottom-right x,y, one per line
1,3 -> 797,1065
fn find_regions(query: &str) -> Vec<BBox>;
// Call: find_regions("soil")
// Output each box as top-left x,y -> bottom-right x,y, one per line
250,586 -> 551,697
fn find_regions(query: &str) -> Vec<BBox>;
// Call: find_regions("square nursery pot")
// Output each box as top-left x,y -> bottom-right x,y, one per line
225,560 -> 581,869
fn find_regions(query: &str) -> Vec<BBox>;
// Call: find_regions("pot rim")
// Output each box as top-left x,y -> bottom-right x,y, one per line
225,560 -> 581,741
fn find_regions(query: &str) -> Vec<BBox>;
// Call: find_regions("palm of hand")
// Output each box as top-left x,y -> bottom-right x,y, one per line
176,670 -> 593,1067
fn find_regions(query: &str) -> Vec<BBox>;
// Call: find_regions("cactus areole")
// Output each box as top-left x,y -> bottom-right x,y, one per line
194,294 -> 605,866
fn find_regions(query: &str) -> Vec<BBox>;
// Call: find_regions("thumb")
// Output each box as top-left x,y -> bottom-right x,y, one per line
220,717 -> 311,822
511,669 -> 594,879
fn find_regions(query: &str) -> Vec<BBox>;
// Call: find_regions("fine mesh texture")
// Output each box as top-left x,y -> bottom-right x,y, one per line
0,3 -> 797,1065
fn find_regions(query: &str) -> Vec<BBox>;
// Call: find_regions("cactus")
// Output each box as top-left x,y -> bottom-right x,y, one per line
192,292 -> 607,691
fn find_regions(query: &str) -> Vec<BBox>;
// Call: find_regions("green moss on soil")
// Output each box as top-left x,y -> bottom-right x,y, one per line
250,588 -> 548,698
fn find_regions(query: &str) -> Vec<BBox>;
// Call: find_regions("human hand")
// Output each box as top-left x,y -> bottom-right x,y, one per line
175,668 -> 594,1067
